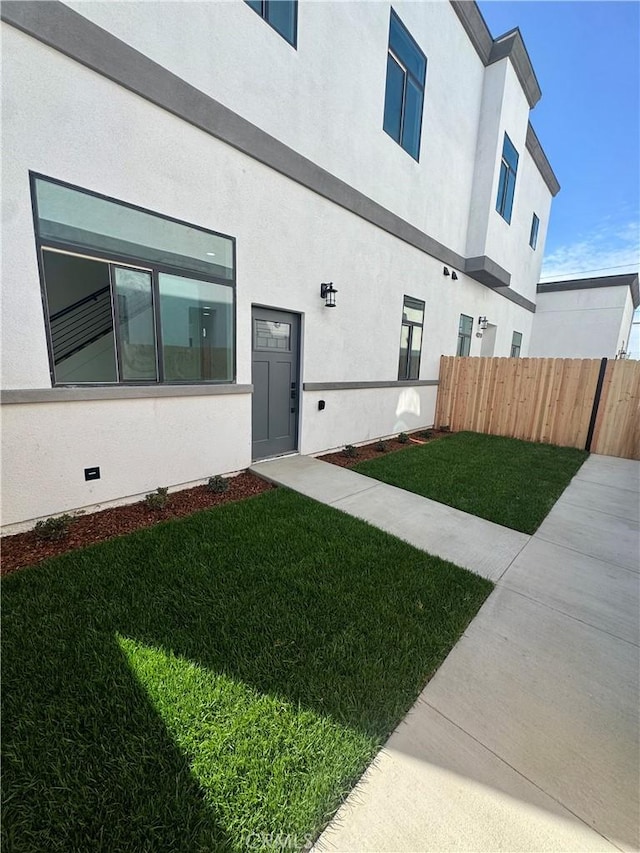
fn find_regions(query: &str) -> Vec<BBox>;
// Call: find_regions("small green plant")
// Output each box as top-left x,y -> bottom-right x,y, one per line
207,475 -> 229,494
420,429 -> 434,439
145,487 -> 169,511
375,440 -> 388,452
439,425 -> 451,433
397,432 -> 409,444
33,514 -> 73,541
343,444 -> 359,458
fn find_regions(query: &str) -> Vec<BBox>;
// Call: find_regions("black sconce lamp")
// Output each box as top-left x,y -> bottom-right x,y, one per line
443,267 -> 450,276
478,316 -> 489,331
451,271 -> 458,280
320,282 -> 337,308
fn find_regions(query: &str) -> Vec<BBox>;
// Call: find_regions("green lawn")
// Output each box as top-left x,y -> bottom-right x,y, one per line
354,432 -> 588,534
2,488 -> 491,852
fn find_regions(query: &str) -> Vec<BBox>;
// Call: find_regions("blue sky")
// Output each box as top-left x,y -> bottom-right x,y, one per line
478,1 -> 640,354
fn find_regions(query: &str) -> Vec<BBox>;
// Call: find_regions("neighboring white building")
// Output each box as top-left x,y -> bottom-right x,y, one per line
530,274 -> 639,359
1,0 -> 559,530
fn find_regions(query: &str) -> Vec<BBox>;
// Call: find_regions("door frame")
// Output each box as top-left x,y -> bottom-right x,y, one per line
251,303 -> 303,461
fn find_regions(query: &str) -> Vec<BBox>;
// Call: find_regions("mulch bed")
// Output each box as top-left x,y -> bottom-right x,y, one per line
319,430 -> 449,468
1,472 -> 274,577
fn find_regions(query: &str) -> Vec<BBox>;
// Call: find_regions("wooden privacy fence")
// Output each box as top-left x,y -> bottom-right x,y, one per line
435,356 -> 640,460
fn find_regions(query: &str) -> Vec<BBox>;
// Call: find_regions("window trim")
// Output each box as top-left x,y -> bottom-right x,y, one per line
457,313 -> 473,357
529,213 -> 540,250
29,172 -> 237,388
398,295 -> 425,381
383,9 -> 427,162
245,0 -> 298,48
496,132 -> 519,224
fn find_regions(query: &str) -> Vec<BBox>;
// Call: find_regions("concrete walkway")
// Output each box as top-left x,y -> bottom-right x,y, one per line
251,453 -> 640,852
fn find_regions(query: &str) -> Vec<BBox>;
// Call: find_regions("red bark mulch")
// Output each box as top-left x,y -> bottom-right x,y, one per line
319,430 -> 449,468
1,472 -> 274,577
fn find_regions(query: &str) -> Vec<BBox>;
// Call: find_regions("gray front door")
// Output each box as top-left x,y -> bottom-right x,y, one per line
251,307 -> 300,460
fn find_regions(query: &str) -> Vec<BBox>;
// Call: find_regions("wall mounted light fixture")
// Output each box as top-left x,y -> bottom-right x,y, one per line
451,271 -> 458,280
478,316 -> 489,331
616,341 -> 628,360
320,282 -> 337,308
443,267 -> 450,276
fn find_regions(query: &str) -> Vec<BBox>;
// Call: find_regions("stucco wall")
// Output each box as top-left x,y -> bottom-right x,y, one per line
1,21 -> 539,529
528,285 -> 630,358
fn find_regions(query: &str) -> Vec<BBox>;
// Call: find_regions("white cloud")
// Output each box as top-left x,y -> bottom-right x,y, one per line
540,220 -> 639,282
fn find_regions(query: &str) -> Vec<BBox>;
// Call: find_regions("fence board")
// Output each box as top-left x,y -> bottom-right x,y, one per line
435,356 -> 640,459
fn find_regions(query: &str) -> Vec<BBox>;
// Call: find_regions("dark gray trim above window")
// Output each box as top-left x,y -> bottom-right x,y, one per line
2,1 -> 538,314
303,380 -> 438,391
1,385 -> 253,404
526,124 -> 560,196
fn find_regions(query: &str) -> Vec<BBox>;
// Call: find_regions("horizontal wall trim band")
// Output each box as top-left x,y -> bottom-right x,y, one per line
2,2 -> 534,314
303,380 -> 439,391
538,274 -> 639,309
1,384 -> 253,404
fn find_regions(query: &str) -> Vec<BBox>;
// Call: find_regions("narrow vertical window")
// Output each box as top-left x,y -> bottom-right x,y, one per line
529,213 -> 540,249
383,10 -> 427,161
457,314 -> 473,356
398,296 -> 425,380
496,133 -> 519,223
511,331 -> 523,358
245,0 -> 297,47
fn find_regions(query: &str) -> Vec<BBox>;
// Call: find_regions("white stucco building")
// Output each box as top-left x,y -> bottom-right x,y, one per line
1,0 -> 559,530
529,274 -> 639,359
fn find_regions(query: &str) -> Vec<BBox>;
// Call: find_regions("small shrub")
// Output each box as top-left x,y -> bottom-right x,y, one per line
343,444 -> 359,458
34,514 -> 73,541
375,440 -> 388,452
145,487 -> 169,511
397,432 -> 409,444
420,429 -> 434,439
207,475 -> 229,494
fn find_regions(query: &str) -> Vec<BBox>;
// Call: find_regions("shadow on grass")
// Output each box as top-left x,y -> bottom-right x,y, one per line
2,489 -> 491,851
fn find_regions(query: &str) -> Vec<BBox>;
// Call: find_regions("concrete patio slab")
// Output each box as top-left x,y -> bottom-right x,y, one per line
560,477 -> 640,522
424,587 -> 640,850
501,537 -> 640,645
574,454 -> 640,493
251,455 -> 529,582
536,501 -> 639,572
315,702 -> 615,853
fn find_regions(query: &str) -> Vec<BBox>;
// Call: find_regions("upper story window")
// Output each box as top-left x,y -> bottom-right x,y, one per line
496,133 -> 519,224
383,10 -> 427,162
31,175 -> 235,386
529,213 -> 540,249
457,314 -> 473,356
246,0 -> 297,47
511,331 -> 523,358
398,296 -> 425,380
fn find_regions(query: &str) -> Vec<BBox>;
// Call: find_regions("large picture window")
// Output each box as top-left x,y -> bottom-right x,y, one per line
496,133 -> 519,224
32,175 -> 235,385
383,10 -> 427,161
398,296 -> 425,380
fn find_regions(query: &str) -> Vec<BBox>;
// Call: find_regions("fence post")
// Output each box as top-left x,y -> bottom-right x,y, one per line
585,358 -> 607,452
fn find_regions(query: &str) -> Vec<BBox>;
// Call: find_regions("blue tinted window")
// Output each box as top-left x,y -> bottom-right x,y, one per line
530,213 -> 540,249
383,11 -> 427,162
383,55 -> 404,142
246,0 -> 297,47
496,133 -> 519,223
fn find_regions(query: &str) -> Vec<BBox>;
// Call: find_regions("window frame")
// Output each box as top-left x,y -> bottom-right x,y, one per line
383,9 -> 427,162
30,172 -> 237,388
529,213 -> 540,249
398,295 -> 425,381
457,313 -> 473,357
245,0 -> 298,48
496,132 -> 519,224
510,331 -> 523,358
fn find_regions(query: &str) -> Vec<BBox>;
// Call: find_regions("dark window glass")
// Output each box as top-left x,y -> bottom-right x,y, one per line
383,55 -> 404,142
457,314 -> 473,357
530,213 -> 540,249
398,296 -> 425,380
33,176 -> 235,386
496,133 -> 519,224
511,331 -> 522,358
383,10 -> 427,162
246,0 -> 297,46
